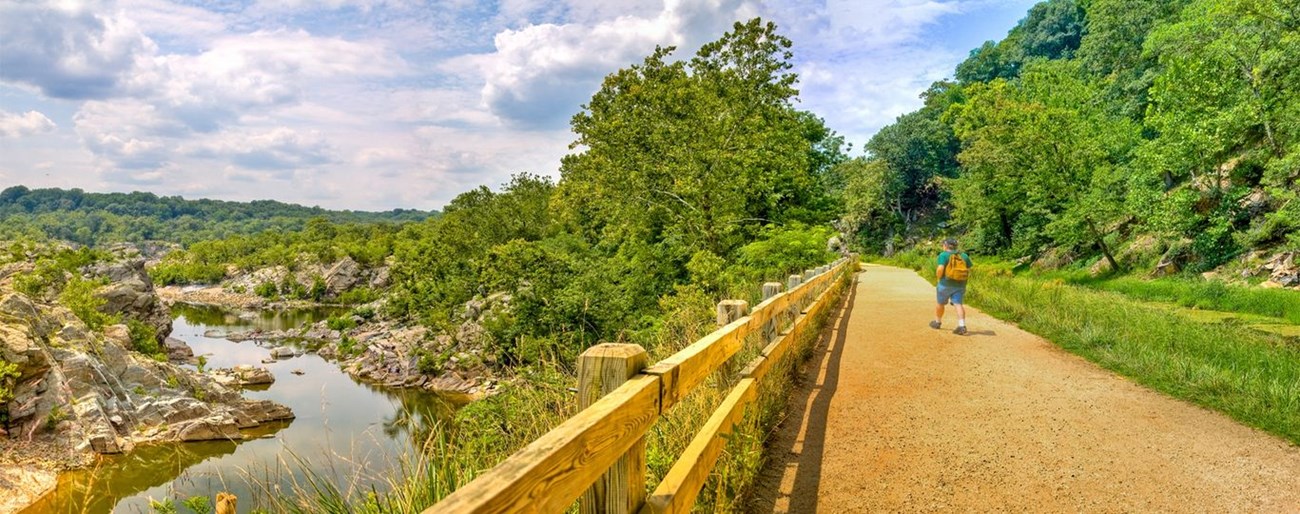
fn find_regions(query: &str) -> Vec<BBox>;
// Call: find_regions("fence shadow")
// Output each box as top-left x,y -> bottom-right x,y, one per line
748,272 -> 859,513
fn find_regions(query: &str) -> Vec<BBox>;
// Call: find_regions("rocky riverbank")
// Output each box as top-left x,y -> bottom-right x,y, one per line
0,252 -> 295,513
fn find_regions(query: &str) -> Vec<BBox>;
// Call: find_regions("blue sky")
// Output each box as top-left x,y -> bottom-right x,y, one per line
0,0 -> 1037,211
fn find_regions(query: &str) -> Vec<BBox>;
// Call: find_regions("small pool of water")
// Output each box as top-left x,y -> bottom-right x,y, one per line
22,305 -> 458,513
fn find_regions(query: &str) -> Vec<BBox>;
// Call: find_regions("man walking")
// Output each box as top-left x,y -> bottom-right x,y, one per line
930,238 -> 972,335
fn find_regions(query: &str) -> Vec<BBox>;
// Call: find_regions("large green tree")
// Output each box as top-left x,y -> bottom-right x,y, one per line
949,60 -> 1141,265
555,19 -> 840,269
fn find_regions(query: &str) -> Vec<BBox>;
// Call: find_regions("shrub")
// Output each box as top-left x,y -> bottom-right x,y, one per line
326,315 -> 356,331
127,319 -> 160,356
254,281 -> 278,299
60,276 -> 115,331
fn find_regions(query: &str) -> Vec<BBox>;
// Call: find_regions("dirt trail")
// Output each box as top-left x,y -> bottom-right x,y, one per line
749,265 -> 1300,513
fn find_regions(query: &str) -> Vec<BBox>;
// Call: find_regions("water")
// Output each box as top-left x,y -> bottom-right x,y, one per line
22,305 -> 460,513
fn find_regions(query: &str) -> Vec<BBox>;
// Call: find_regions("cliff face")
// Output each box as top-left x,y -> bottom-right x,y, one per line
0,256 -> 293,462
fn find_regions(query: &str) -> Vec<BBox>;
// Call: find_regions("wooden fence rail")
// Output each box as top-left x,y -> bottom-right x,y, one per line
425,257 -> 856,514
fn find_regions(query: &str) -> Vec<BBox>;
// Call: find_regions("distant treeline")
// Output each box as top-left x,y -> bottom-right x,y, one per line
0,186 -> 435,247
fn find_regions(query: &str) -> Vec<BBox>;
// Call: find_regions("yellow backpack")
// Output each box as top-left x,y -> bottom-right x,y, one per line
944,253 -> 970,282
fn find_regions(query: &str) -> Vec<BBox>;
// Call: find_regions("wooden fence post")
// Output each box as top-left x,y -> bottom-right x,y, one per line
578,343 -> 650,514
761,282 -> 782,343
716,300 -> 749,326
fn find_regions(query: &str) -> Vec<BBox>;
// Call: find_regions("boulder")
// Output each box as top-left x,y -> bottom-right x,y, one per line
164,337 -> 193,361
1264,252 -> 1299,287
88,258 -> 172,342
369,266 -> 391,288
233,365 -> 274,386
324,257 -> 361,296
177,416 -> 242,441
269,347 -> 296,359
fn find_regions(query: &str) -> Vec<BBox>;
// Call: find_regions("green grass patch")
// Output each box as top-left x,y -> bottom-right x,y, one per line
1073,276 -> 1300,325
966,273 -> 1300,445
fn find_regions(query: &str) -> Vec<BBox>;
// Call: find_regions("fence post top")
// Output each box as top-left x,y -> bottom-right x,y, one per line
580,343 -> 649,359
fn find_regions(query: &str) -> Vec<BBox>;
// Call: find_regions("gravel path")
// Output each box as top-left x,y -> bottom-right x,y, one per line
748,265 -> 1300,513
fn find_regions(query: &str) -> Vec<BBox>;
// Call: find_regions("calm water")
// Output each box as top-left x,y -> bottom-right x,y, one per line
23,305 -> 459,514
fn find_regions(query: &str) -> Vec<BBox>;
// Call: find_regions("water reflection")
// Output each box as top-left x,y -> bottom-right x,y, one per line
22,304 -> 458,514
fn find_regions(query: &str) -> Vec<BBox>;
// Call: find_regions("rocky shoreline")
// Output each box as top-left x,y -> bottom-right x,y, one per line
0,255 -> 297,514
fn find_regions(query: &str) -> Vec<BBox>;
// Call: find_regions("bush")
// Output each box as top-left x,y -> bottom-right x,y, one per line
60,276 -> 115,331
254,281 -> 278,299
326,315 -> 356,331
127,319 -> 160,355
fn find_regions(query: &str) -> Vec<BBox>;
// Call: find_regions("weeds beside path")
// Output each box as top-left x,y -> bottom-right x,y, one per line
749,265 -> 1300,513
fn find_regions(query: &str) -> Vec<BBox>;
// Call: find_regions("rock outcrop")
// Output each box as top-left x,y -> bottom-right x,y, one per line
0,257 -> 294,467
86,257 -> 172,344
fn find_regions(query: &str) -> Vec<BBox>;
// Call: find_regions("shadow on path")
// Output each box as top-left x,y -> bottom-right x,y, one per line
747,272 -> 859,513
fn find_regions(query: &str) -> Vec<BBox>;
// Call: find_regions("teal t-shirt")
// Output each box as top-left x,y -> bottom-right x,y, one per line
937,251 -> 972,287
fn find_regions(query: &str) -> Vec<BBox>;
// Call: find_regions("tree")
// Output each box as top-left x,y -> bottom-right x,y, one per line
948,61 -> 1141,265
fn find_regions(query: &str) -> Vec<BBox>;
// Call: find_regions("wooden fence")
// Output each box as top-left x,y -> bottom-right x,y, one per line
424,257 -> 856,514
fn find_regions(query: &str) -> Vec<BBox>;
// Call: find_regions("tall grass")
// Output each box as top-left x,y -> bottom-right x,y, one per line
969,274 -> 1300,444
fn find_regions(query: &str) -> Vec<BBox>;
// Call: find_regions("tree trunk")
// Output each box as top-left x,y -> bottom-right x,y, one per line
1086,216 -> 1119,273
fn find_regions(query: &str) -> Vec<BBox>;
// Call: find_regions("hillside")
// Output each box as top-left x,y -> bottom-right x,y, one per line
842,0 -> 1299,281
0,186 -> 436,247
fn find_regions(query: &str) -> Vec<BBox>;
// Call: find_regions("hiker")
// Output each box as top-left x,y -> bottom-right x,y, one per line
930,238 -> 972,335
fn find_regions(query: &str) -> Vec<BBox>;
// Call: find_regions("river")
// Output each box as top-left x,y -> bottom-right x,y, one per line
21,305 -> 459,513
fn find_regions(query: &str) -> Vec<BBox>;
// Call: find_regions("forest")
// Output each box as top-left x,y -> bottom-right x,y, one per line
843,0 -> 1299,275
0,186 -> 433,247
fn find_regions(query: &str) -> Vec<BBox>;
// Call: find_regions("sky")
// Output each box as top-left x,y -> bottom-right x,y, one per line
0,0 -> 1038,212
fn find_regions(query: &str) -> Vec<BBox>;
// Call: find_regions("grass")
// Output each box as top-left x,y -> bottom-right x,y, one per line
878,249 -> 1300,444
1074,276 -> 1300,324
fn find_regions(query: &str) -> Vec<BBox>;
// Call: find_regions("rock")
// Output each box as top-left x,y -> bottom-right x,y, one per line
88,258 -> 172,343
290,369 -> 304,376
1239,189 -> 1272,216
1264,252 -> 1299,287
164,337 -> 194,361
827,235 -> 844,254
324,257 -> 361,297
234,365 -> 275,385
1153,241 -> 1192,278
369,266 -> 391,288
269,347 -> 296,359
177,416 -> 243,441
88,427 -> 127,454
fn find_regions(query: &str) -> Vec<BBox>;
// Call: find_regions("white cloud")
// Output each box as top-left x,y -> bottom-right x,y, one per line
457,0 -> 756,129
0,110 -> 57,137
0,0 -> 1036,211
0,1 -> 154,99
189,127 -> 335,176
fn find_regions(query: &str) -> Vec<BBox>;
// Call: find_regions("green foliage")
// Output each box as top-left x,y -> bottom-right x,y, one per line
127,319 -> 161,356
45,404 -> 69,432
181,496 -> 213,514
148,498 -> 177,514
13,246 -> 109,298
60,275 -> 116,331
254,281 -> 278,299
556,18 -> 843,262
866,0 -> 1300,274
735,223 -> 837,284
326,315 -> 356,331
337,336 -> 363,358
0,359 -> 18,424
